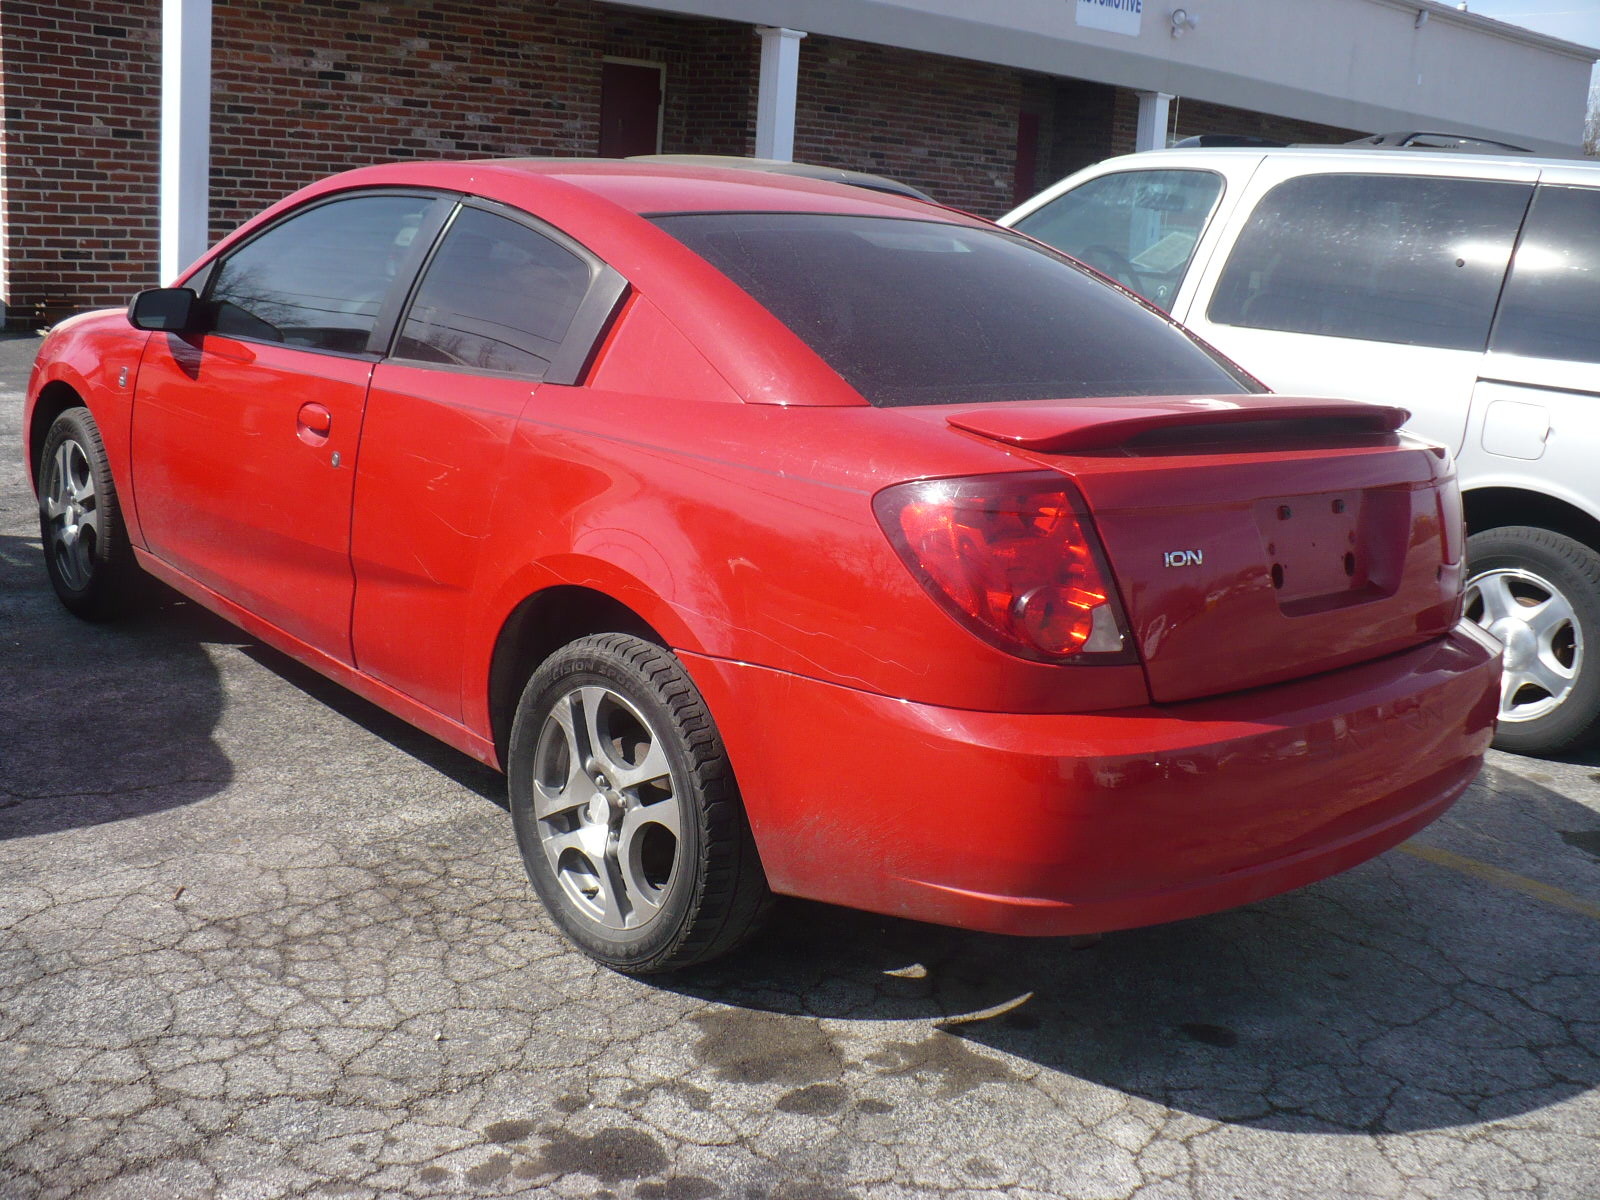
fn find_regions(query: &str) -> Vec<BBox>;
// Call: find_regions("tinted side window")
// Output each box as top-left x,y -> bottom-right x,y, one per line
1208,174 -> 1530,351
1492,186 -> 1600,364
654,212 -> 1254,407
395,208 -> 592,377
206,194 -> 433,353
1012,170 -> 1223,311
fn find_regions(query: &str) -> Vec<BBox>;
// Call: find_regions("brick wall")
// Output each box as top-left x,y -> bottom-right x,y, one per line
1042,79 -> 1123,189
0,0 -> 754,319
1171,96 -> 1362,146
0,1 -> 162,321
790,34 -> 1029,218
209,0 -> 756,240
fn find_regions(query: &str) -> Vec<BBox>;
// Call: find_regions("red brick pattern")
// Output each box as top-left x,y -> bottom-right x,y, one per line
791,34 -> 1029,218
208,1 -> 757,240
0,0 -> 162,320
1171,96 -> 1361,147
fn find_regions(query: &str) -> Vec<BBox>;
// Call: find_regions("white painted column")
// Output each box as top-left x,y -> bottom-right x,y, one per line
160,0 -> 212,283
754,26 -> 806,161
1134,90 -> 1173,152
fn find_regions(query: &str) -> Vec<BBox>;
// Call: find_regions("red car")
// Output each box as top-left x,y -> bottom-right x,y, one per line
26,160 -> 1500,972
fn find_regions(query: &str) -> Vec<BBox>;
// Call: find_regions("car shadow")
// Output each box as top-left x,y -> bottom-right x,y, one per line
233,638 -> 506,806
665,767 -> 1600,1136
0,532 -> 237,838
0,526 -> 503,839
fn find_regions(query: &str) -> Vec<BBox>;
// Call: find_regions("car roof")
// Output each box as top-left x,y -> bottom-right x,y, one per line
626,154 -> 938,202
382,157 -> 967,221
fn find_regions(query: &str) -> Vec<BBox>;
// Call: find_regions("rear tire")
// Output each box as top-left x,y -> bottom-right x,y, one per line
37,407 -> 140,621
1465,525 -> 1600,757
506,633 -> 770,972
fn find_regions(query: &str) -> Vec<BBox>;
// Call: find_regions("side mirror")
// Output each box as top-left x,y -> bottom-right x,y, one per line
127,287 -> 198,332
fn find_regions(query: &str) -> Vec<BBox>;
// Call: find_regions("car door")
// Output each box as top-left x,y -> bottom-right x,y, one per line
349,200 -> 626,719
130,191 -> 445,660
1462,176 -> 1600,524
1178,161 -> 1538,453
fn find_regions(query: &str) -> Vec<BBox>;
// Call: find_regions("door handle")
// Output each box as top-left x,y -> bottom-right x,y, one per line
296,402 -> 333,446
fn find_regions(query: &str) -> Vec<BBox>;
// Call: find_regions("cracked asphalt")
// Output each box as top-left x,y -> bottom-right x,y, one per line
2,329 -> 1598,1200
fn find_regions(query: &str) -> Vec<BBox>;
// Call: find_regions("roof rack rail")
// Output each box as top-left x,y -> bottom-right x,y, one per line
1170,134 -> 1289,148
1343,131 -> 1532,154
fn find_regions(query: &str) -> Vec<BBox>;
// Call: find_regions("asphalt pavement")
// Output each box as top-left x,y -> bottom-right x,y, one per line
2,329 -> 1598,1200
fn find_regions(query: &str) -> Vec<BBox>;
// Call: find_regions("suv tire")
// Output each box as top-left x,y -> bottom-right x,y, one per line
1465,525 -> 1600,756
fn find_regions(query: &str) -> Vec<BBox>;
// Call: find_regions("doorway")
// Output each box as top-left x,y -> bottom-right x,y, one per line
599,58 -> 665,157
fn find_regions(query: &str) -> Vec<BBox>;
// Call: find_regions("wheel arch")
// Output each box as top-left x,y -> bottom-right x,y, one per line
27,380 -> 88,492
485,585 -> 666,766
1463,487 -> 1600,557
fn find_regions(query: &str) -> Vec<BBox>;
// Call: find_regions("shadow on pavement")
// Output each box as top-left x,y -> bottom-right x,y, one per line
235,638 -> 506,805
0,526 -> 502,830
667,771 -> 1600,1137
0,532 -> 236,838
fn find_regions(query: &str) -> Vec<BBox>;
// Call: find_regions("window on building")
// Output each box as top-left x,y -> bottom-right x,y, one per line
394,207 -> 592,377
205,194 -> 434,354
1491,186 -> 1600,364
1011,170 -> 1224,311
1208,173 -> 1531,351
654,211 -> 1255,407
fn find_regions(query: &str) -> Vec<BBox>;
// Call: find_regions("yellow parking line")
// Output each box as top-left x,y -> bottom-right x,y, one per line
1398,842 -> 1600,923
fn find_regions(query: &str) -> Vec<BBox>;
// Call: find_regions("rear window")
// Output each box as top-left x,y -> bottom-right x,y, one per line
652,212 -> 1254,407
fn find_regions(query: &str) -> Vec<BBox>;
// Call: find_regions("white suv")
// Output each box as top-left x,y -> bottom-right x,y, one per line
1003,146 -> 1600,756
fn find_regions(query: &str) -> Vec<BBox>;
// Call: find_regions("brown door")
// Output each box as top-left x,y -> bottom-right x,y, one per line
599,61 -> 662,157
1013,110 -> 1040,207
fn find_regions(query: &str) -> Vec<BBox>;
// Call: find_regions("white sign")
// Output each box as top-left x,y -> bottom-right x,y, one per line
1076,0 -> 1144,37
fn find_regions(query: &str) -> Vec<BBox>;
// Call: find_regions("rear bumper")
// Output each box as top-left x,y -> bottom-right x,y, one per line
683,623 -> 1500,936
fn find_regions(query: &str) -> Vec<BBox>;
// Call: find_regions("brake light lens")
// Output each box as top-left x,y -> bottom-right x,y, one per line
1436,478 -> 1464,566
873,472 -> 1133,663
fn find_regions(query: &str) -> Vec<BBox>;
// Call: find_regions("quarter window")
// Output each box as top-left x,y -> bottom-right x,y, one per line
1011,170 -> 1223,311
1207,173 -> 1531,351
395,208 -> 592,377
1491,186 -> 1600,364
206,194 -> 433,354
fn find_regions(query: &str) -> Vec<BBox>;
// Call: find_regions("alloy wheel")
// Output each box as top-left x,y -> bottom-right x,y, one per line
530,683 -> 682,931
1466,567 -> 1582,724
41,437 -> 99,592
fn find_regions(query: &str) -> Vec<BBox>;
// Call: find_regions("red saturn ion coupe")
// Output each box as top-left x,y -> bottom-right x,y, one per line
25,161 -> 1500,972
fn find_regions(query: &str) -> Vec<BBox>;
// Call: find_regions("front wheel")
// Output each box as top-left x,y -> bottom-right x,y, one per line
506,633 -> 770,972
37,407 -> 140,620
1464,526 -> 1600,756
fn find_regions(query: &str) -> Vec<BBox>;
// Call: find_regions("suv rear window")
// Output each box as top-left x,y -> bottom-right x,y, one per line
653,212 -> 1253,407
1208,173 -> 1530,352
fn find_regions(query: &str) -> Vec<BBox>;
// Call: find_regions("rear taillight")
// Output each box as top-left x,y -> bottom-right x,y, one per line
1437,479 -> 1464,566
873,472 -> 1133,664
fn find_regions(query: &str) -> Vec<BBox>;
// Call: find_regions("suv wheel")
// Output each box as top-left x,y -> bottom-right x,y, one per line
1464,526 -> 1600,756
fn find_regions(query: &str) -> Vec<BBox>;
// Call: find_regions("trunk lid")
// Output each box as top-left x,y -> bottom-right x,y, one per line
943,396 -> 1463,703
